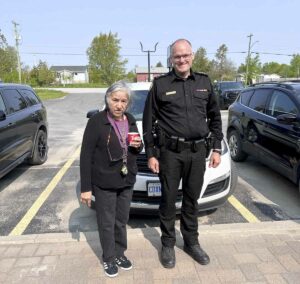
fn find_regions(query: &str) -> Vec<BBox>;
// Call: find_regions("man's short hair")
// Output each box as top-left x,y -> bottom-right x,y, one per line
170,39 -> 192,55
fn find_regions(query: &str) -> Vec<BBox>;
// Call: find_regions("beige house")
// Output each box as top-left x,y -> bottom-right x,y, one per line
50,66 -> 89,84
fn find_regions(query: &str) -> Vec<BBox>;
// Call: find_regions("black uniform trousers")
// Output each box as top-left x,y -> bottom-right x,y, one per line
158,144 -> 206,247
93,185 -> 133,262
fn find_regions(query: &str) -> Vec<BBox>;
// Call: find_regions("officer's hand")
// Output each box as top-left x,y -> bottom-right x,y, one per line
148,157 -> 159,174
80,191 -> 92,207
209,152 -> 221,168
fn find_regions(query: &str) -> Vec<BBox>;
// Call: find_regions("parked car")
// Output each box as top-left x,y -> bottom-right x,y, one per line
214,81 -> 244,109
227,81 -> 300,192
0,84 -> 48,179
88,82 -> 237,214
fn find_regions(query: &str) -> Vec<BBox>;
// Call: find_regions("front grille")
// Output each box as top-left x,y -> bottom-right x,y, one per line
132,190 -> 183,203
202,177 -> 230,197
137,153 -> 152,173
226,91 -> 239,100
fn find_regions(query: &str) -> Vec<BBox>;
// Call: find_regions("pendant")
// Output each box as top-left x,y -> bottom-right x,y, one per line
121,164 -> 128,176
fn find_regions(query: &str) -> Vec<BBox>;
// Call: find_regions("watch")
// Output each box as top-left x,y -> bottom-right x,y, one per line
212,149 -> 222,155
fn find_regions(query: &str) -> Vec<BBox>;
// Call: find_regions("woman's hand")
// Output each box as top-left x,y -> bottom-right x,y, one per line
80,191 -> 92,207
129,137 -> 142,148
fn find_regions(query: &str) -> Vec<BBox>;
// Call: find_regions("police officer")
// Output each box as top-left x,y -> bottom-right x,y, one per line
143,39 -> 223,268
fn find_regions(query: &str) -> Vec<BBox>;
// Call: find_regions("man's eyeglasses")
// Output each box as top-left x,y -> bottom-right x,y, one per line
172,53 -> 192,62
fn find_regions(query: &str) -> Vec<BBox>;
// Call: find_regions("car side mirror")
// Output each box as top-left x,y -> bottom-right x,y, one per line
0,110 -> 6,121
276,113 -> 298,125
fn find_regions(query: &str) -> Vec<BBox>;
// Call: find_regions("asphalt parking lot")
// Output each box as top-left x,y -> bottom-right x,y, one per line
0,90 -> 299,237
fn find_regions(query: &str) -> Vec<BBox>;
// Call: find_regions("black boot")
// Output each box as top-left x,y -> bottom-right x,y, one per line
161,246 -> 175,268
183,244 -> 210,265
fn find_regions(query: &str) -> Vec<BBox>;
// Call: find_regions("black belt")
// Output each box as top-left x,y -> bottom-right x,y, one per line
165,136 -> 205,152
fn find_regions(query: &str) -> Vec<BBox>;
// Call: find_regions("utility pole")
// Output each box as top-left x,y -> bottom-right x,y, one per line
140,42 -> 158,82
245,33 -> 253,86
12,21 -> 22,83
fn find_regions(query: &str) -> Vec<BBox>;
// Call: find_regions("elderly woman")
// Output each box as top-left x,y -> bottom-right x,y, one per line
80,81 -> 142,278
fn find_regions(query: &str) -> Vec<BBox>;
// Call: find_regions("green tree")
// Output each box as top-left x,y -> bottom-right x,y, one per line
155,61 -> 163,67
125,70 -> 136,82
0,29 -> 18,82
238,54 -> 261,84
290,54 -> 300,78
210,44 -> 236,81
30,60 -> 54,86
192,47 -> 211,74
262,62 -> 282,74
87,32 -> 127,85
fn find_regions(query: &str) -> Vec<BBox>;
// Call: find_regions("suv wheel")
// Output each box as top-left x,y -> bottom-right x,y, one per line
228,130 -> 248,162
28,129 -> 48,165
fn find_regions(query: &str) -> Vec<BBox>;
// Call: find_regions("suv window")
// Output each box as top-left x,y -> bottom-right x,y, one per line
240,90 -> 254,106
248,89 -> 269,113
1,89 -> 27,114
266,90 -> 298,117
0,95 -> 6,112
21,89 -> 40,106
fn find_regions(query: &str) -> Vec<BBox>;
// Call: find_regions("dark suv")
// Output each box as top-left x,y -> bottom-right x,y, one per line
214,81 -> 244,109
0,84 -> 48,179
227,81 -> 300,191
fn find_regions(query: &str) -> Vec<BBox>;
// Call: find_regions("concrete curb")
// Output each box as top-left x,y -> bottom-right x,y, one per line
1,220 -> 299,245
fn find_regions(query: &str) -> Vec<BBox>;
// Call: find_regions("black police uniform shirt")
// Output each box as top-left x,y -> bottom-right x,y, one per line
143,69 -> 223,158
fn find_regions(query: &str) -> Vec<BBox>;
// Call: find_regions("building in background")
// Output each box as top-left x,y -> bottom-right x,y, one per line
135,67 -> 169,82
50,66 -> 89,84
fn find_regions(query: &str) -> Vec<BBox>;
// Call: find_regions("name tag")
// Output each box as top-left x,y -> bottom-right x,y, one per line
166,91 -> 176,95
196,89 -> 208,92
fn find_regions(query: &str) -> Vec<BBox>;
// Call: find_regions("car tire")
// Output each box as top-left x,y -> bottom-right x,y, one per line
28,129 -> 48,165
228,130 -> 248,162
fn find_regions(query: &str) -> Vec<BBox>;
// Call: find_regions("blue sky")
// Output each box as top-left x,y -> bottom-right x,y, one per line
1,0 -> 299,71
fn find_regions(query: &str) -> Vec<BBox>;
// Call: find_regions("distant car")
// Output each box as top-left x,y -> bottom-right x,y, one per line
214,81 -> 244,109
0,84 -> 48,179
227,81 -> 300,192
88,82 -> 237,214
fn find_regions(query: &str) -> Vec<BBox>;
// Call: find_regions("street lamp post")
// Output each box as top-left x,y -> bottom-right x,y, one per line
140,42 -> 159,82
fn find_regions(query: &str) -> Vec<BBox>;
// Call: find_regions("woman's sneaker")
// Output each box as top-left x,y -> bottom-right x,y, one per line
115,256 -> 133,270
103,261 -> 118,277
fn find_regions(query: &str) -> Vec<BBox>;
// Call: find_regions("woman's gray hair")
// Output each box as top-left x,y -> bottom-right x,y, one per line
104,80 -> 131,110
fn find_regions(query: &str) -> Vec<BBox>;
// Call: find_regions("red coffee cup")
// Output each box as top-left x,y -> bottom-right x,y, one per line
128,132 -> 140,144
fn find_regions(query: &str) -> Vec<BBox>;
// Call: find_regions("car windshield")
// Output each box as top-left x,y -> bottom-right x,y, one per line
127,90 -> 149,120
220,82 -> 244,90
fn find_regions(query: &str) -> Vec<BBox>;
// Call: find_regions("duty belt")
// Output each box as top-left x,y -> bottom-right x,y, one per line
165,136 -> 205,152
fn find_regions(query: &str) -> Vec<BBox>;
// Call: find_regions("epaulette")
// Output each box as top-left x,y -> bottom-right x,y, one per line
194,72 -> 209,77
154,71 -> 172,81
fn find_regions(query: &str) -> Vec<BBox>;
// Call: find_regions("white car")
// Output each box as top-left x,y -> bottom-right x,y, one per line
88,82 -> 237,214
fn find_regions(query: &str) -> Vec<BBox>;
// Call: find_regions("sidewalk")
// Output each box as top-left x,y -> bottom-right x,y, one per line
0,220 -> 299,283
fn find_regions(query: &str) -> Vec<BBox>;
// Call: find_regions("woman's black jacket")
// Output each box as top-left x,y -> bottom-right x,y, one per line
80,110 -> 142,192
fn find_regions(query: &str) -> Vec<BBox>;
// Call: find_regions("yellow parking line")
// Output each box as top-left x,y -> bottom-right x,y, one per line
9,146 -> 81,236
228,195 -> 260,223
